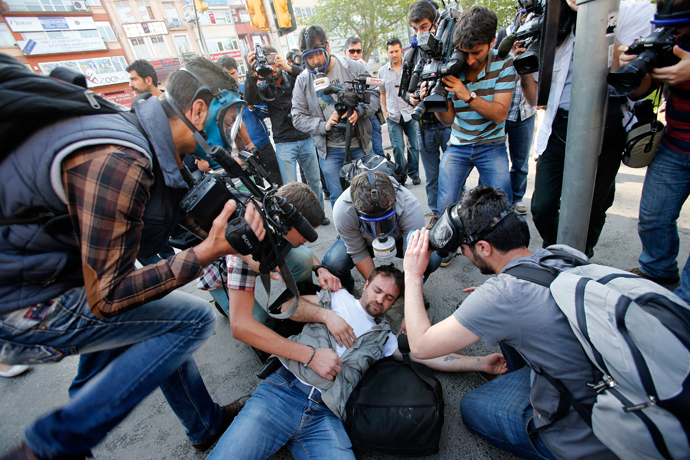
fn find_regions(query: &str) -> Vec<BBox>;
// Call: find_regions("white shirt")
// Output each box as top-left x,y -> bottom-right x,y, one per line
379,62 -> 415,123
534,0 -> 655,157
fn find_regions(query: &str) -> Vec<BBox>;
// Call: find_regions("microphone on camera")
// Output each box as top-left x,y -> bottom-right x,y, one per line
364,77 -> 385,87
497,34 -> 517,60
276,197 -> 319,242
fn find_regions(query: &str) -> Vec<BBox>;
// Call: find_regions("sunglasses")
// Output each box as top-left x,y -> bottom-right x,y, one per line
346,48 -> 363,54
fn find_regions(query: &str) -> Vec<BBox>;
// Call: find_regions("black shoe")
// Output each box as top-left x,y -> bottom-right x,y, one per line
321,217 -> 330,226
192,395 -> 251,452
628,267 -> 680,285
412,176 -> 421,185
323,190 -> 330,199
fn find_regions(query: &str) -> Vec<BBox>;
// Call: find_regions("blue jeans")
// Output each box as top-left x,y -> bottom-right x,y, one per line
418,124 -> 451,214
322,237 -> 442,293
437,142 -> 512,212
208,371 -> 355,460
388,117 -> 420,178
638,142 -> 690,302
275,138 -> 324,208
505,114 -> 536,203
371,115 -> 385,156
460,367 -> 556,460
0,287 -> 220,458
319,146 -> 366,207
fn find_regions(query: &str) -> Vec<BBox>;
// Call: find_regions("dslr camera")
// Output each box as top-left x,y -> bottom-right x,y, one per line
608,27 -> 690,96
179,145 -> 317,274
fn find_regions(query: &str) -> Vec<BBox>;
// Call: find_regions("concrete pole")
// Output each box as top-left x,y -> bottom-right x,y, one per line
260,0 -> 285,56
558,0 -> 620,251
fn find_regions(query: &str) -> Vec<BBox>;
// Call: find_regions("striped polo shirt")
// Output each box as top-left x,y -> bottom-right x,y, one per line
664,80 -> 690,155
450,49 -> 515,145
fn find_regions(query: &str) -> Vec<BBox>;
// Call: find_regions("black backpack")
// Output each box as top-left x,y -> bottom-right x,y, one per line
344,355 -> 445,456
339,153 -> 407,190
0,53 -> 127,160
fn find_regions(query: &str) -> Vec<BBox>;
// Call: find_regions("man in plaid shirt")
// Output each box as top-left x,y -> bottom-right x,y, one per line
0,57 -> 264,459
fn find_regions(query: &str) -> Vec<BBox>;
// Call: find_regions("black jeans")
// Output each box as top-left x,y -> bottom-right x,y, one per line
531,109 -> 626,258
256,142 -> 283,187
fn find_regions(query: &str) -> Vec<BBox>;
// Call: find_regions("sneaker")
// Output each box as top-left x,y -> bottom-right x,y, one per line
192,395 -> 251,452
0,364 -> 30,378
513,201 -> 528,216
321,217 -> 330,226
440,254 -> 453,267
426,213 -> 438,230
323,189 -> 330,200
628,267 -> 680,285
412,176 -> 421,185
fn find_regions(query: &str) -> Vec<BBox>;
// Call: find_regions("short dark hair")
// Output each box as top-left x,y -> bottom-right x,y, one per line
367,263 -> 404,299
277,182 -> 324,227
345,36 -> 362,49
217,55 -> 237,70
386,37 -> 402,50
660,0 -> 690,13
458,186 -> 529,252
300,25 -> 328,52
453,6 -> 498,49
125,59 -> 158,87
164,57 -> 238,118
262,45 -> 278,55
408,0 -> 437,24
351,172 -> 396,214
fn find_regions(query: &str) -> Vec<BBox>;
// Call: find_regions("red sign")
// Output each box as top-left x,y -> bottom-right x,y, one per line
101,89 -> 137,108
150,57 -> 181,68
209,11 -> 216,24
210,50 -> 242,61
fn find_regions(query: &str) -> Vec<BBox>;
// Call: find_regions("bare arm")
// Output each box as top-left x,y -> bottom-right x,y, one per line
380,90 -> 389,120
393,350 -> 507,374
355,255 -> 376,281
442,75 -> 512,124
434,99 -> 456,127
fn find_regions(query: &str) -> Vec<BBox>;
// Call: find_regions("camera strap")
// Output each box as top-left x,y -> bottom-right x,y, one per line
258,257 -> 301,320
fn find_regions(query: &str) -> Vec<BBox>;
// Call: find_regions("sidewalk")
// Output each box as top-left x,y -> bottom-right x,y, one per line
1,160 -> 688,459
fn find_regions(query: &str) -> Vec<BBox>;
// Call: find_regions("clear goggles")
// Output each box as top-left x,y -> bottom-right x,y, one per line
358,207 -> 399,238
302,46 -> 331,73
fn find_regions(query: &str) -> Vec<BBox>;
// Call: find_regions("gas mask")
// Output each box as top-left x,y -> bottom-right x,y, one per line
303,45 -> 331,74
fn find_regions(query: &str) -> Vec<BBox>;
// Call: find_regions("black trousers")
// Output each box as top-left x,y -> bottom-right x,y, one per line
531,109 -> 626,257
256,142 -> 283,187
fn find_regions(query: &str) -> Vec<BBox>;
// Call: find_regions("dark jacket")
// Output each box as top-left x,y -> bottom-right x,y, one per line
244,65 -> 310,144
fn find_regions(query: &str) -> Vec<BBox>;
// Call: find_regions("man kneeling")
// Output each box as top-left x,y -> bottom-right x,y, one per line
209,265 -> 506,459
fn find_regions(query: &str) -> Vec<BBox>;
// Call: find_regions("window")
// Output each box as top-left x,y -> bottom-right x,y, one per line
86,0 -> 101,5
173,34 -> 192,54
130,37 -> 151,59
150,36 -> 170,57
240,12 -> 250,23
0,23 -> 15,48
198,11 -> 210,26
116,1 -> 136,23
206,37 -> 238,54
78,29 -> 101,39
137,1 -> 154,21
112,55 -> 127,71
96,21 -> 116,42
164,3 -> 183,28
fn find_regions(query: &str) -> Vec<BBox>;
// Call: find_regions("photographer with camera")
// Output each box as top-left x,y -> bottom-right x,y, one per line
403,186 -> 618,460
380,37 -> 422,186
292,25 -> 381,207
617,0 -> 690,303
0,56 -> 265,459
244,45 -> 330,226
322,171 -> 444,293
523,0 -> 654,258
431,6 -> 516,215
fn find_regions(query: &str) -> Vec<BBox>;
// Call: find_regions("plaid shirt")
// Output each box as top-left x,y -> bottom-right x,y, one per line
226,255 -> 257,291
506,73 -> 537,123
62,144 -> 203,319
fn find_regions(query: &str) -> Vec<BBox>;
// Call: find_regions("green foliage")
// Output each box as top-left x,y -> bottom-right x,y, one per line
301,0 -> 517,61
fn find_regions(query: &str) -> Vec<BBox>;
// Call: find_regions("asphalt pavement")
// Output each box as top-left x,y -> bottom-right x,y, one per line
2,148 -> 688,459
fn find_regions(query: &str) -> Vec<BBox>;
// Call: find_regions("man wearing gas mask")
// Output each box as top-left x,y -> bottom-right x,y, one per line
244,45 -> 330,226
322,171 -> 444,293
292,25 -> 381,207
0,57 -> 264,459
523,0 -> 654,258
403,186 -> 617,460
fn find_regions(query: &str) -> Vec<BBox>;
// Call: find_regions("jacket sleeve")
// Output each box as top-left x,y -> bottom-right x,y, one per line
243,73 -> 263,106
291,73 -> 327,136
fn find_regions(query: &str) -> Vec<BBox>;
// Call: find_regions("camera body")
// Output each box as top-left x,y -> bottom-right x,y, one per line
254,44 -> 274,80
322,75 -> 379,131
512,13 -> 544,75
608,27 -> 690,96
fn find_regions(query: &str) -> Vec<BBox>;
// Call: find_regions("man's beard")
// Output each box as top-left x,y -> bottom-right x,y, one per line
471,247 -> 494,275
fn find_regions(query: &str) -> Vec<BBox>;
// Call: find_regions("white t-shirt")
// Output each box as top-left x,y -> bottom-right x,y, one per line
318,289 -> 398,359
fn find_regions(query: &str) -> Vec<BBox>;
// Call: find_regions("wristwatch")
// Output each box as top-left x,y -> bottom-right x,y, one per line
466,91 -> 477,104
312,264 -> 326,275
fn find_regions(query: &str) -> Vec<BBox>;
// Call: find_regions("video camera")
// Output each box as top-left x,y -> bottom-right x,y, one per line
314,73 -> 383,159
179,145 -> 317,275
608,27 -> 690,96
254,44 -> 274,80
496,0 -> 547,75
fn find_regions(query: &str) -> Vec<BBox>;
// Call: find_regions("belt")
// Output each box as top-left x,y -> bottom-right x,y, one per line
274,365 -> 323,404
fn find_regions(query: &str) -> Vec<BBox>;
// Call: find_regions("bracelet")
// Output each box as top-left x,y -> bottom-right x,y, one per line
312,264 -> 326,275
305,345 -> 316,366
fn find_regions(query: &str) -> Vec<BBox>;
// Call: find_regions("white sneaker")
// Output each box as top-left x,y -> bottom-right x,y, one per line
0,364 -> 30,378
513,201 -> 528,216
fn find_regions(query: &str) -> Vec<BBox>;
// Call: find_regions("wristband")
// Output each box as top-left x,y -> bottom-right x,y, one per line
305,345 -> 316,366
312,264 -> 326,275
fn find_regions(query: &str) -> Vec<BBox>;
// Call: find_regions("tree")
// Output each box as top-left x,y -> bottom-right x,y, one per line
302,0 -> 413,62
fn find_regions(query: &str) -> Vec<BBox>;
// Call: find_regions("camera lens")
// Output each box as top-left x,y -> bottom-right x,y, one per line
607,51 -> 656,97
